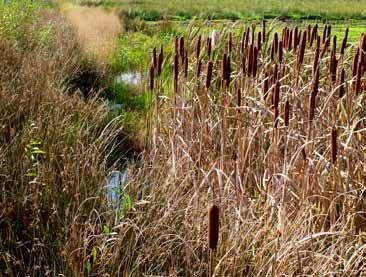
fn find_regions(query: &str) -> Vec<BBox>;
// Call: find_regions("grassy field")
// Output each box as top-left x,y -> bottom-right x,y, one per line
2,0 -> 366,275
84,0 -> 366,20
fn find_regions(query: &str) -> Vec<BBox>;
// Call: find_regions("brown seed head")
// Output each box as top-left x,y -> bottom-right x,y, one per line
331,126 -> 337,164
208,205 -> 219,250
196,34 -> 202,59
205,60 -> 213,89
149,64 -> 155,91
338,68 -> 345,98
284,100 -> 290,127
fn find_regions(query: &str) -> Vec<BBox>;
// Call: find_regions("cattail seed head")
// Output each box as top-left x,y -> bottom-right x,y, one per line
228,32 -> 233,53
273,33 -> 279,53
297,30 -> 307,71
205,61 -> 213,89
321,36 -> 330,58
331,126 -> 337,164
221,53 -> 228,84
329,49 -> 337,84
308,67 -> 319,122
149,64 -> 155,91
340,37 -> 347,55
179,36 -> 185,58
252,47 -> 258,78
288,29 -> 293,51
327,24 -> 332,39
226,56 -> 231,86
273,80 -> 280,128
257,31 -> 262,51
284,100 -> 290,127
153,47 -> 157,69
248,45 -> 253,77
196,58 -> 202,78
360,34 -> 366,66
322,24 -> 327,44
263,74 -> 269,99
207,37 -> 212,58
313,43 -> 320,75
174,54 -> 179,91
237,88 -> 241,113
310,24 -> 318,47
184,53 -> 189,78
307,24 -> 311,41
278,41 -> 283,63
332,35 -> 337,54
338,68 -> 345,98
208,205 -> 219,250
196,34 -> 202,59
241,31 -> 246,53
352,47 -> 360,77
355,61 -> 362,95
157,47 -> 163,76
294,27 -> 299,50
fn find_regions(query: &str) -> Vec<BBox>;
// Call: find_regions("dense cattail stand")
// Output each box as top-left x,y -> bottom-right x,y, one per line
147,21 -> 366,274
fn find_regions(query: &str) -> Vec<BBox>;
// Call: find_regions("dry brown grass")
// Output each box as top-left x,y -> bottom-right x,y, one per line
62,4 -> 122,65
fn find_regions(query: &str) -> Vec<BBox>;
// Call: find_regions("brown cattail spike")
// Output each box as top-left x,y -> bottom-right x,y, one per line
221,53 -> 227,84
331,126 -> 337,164
196,34 -> 202,59
310,24 -> 318,47
153,47 -> 157,69
174,54 -> 179,92
237,88 -> 241,113
157,47 -> 163,76
262,20 -> 266,44
196,58 -> 202,78
208,205 -> 219,250
257,31 -> 262,51
321,36 -> 330,58
226,56 -> 231,86
149,64 -> 155,91
355,61 -> 362,95
273,80 -> 280,128
205,61 -> 213,89
207,37 -> 212,58
284,100 -> 290,127
252,47 -> 258,78
338,68 -> 345,98
322,24 -> 327,44
308,67 -> 319,122
278,41 -> 283,63
297,30 -> 307,71
184,53 -> 188,78
228,32 -> 233,53
263,74 -> 269,99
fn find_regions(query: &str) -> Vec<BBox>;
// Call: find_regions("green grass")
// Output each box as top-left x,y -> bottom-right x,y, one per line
93,0 -> 366,21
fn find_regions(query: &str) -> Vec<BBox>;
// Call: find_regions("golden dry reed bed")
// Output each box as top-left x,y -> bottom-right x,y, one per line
145,22 -> 366,275
62,4 -> 122,63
